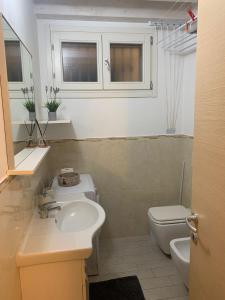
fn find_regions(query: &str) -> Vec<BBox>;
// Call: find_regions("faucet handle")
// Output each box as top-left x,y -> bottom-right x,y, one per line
38,200 -> 57,219
42,187 -> 54,196
39,200 -> 56,209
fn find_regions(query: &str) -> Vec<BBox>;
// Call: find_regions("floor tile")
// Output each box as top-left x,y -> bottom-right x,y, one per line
99,261 -> 138,275
151,265 -> 179,277
140,276 -> 172,290
135,267 -> 154,279
144,285 -> 188,300
90,235 -> 188,300
166,296 -> 189,300
168,274 -> 184,285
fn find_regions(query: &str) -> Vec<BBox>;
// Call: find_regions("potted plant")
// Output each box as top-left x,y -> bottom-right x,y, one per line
22,87 -> 36,121
45,86 -> 60,121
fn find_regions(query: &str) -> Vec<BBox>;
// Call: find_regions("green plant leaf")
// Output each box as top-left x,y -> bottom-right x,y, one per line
23,100 -> 35,112
45,99 -> 61,112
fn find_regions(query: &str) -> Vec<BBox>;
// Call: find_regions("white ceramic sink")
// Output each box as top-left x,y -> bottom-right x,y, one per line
16,194 -> 106,267
55,200 -> 103,232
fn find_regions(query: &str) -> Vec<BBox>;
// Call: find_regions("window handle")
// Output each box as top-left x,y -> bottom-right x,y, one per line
104,59 -> 111,71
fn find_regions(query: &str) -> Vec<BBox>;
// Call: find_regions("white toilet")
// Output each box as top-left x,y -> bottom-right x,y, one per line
148,205 -> 190,254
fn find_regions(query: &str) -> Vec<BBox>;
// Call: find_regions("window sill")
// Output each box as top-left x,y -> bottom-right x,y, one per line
12,120 -> 71,125
52,89 -> 157,99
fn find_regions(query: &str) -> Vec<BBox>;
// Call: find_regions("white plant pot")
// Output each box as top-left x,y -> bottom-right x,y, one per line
29,112 -> 36,121
48,111 -> 57,121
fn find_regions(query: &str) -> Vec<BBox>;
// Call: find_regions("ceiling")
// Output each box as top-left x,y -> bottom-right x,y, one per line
33,0 -> 197,5
33,0 -> 197,22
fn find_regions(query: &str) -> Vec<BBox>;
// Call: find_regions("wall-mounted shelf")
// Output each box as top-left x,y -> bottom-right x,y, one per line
12,120 -> 71,125
8,147 -> 50,176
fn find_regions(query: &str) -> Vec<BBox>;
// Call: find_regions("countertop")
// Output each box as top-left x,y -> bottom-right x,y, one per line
16,194 -> 104,268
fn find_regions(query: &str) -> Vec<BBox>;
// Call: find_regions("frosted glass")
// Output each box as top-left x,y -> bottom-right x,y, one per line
62,42 -> 97,82
110,43 -> 142,82
4,41 -> 23,82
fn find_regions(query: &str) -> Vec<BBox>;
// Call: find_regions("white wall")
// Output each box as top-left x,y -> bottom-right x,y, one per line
36,19 -> 196,140
0,2 -> 196,141
0,0 -> 36,52
0,0 -> 42,128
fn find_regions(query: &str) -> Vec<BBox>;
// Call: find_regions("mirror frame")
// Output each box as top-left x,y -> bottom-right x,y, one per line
0,13 -> 14,172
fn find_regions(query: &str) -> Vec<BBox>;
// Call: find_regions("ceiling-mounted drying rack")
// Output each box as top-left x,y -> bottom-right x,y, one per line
149,17 -> 198,56
161,18 -> 197,55
150,0 -> 198,55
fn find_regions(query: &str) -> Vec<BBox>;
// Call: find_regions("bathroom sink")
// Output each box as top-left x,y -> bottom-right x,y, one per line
55,199 -> 105,232
16,195 -> 105,267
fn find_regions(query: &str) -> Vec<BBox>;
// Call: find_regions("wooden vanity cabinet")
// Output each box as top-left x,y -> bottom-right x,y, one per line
19,259 -> 87,300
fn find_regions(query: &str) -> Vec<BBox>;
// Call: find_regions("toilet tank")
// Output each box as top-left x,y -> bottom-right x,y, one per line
52,174 -> 100,276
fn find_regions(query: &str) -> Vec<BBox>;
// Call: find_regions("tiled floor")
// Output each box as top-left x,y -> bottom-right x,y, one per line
89,236 -> 188,300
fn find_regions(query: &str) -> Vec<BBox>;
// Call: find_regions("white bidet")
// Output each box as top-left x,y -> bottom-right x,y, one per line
170,237 -> 190,288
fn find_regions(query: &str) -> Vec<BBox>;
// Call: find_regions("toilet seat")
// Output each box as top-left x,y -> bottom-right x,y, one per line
148,205 -> 190,225
148,205 -> 190,254
150,218 -> 187,225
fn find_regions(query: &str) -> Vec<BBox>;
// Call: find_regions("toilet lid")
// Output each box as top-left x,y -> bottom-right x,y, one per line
148,205 -> 190,223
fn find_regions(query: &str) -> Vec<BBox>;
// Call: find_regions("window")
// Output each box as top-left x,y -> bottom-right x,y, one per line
3,39 -> 33,91
52,32 -> 103,90
61,42 -> 98,82
102,33 -> 151,90
110,43 -> 142,82
51,29 -> 155,94
4,40 -> 23,82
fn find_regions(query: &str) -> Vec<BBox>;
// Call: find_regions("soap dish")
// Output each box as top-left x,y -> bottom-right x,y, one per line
57,172 -> 80,187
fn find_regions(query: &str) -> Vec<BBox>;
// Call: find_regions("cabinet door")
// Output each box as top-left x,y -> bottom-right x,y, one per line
20,260 -> 84,300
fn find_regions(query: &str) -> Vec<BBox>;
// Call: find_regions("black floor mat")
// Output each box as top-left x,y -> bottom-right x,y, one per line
89,276 -> 145,300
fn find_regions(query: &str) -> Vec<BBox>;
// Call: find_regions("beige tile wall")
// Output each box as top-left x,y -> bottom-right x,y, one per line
0,158 -> 50,300
0,136 -> 192,300
48,135 -> 193,239
181,137 -> 193,208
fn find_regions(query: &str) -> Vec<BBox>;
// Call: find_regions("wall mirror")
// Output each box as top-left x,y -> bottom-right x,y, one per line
2,15 -> 37,166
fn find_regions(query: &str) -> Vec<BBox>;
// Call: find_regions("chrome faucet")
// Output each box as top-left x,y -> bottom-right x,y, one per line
38,201 -> 61,219
42,187 -> 54,198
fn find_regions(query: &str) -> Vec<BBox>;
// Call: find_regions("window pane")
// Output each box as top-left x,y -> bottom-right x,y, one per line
4,41 -> 23,82
62,42 -> 97,82
110,43 -> 142,82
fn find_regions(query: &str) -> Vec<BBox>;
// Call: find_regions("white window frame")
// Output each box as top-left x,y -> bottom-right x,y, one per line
102,33 -> 151,90
3,24 -> 33,92
51,31 -> 103,90
4,39 -> 33,92
45,24 -> 157,98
